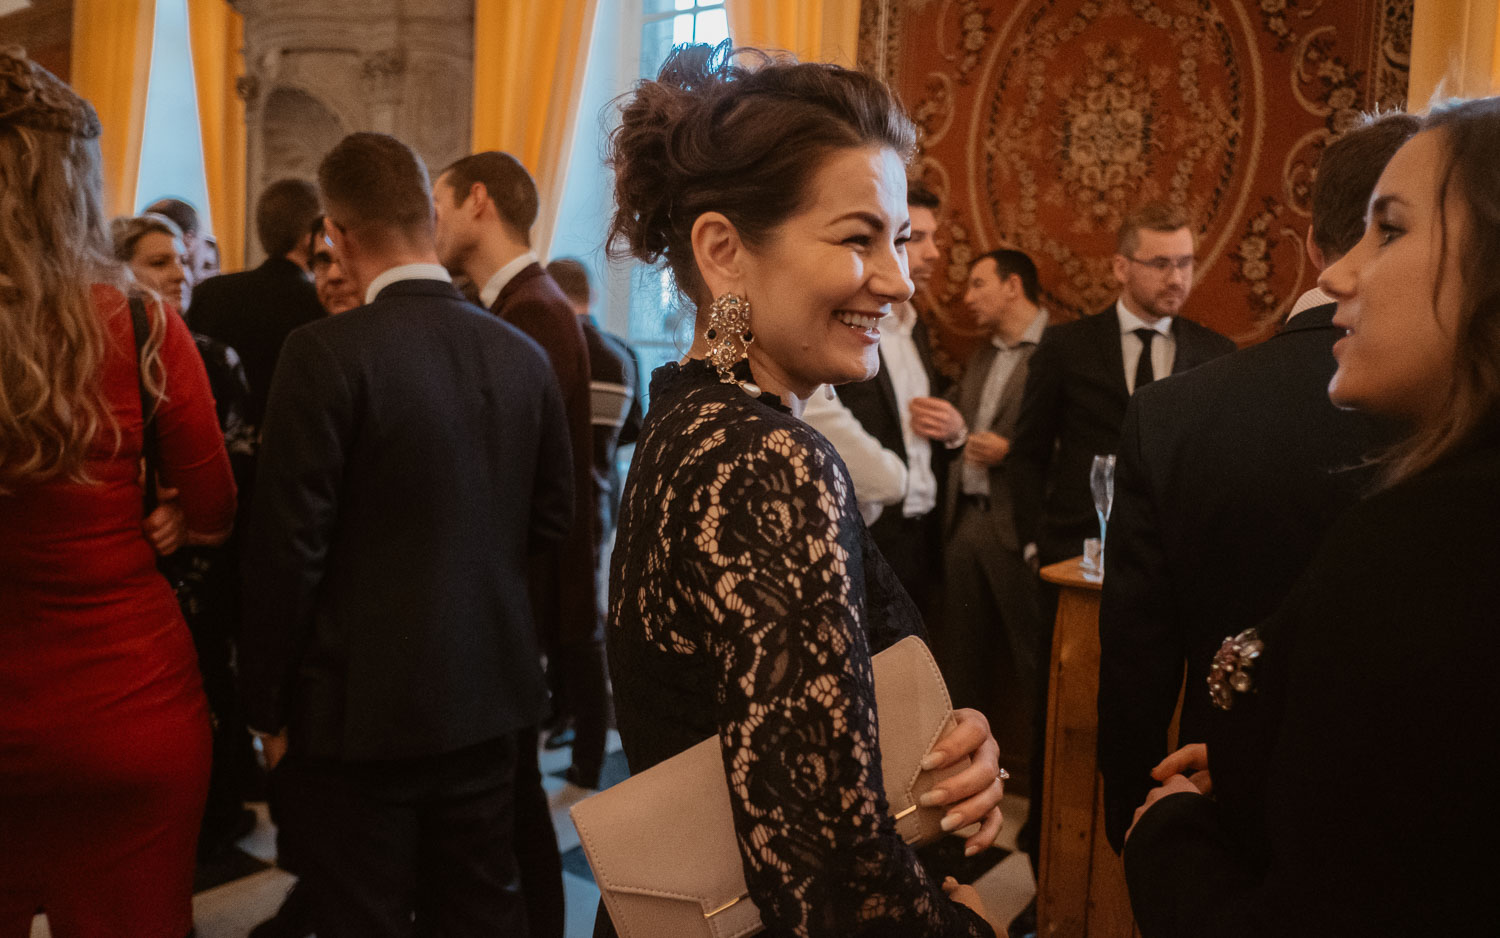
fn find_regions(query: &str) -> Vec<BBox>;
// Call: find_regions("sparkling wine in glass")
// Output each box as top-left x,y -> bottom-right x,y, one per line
1090,454 -> 1117,574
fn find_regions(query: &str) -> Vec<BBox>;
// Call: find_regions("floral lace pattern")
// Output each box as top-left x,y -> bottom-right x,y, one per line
606,359 -> 992,938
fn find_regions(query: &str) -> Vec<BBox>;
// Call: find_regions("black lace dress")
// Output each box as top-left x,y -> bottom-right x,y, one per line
603,357 -> 994,937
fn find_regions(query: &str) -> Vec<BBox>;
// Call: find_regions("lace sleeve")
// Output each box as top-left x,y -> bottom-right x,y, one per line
683,424 -> 994,938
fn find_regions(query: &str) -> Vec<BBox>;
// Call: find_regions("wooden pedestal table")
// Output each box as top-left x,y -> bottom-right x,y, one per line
1035,557 -> 1137,938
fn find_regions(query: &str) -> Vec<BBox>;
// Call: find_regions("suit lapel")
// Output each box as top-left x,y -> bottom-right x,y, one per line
960,345 -> 998,425
1097,305 -> 1130,401
992,344 -> 1033,430
493,262 -> 545,317
874,348 -> 901,428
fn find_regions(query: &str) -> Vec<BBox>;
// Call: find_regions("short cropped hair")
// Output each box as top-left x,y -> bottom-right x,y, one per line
974,248 -> 1040,304
317,132 -> 434,241
1116,201 -> 1192,256
907,180 -> 940,211
256,178 -> 321,257
442,151 -> 539,246
545,257 -> 592,306
1311,111 -> 1422,260
143,197 -> 200,238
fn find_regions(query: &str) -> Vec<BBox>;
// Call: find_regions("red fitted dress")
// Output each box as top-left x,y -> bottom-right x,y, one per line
0,286 -> 236,938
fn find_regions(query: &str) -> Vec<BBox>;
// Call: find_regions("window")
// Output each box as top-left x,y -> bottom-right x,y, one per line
640,0 -> 730,76
135,0 -> 212,231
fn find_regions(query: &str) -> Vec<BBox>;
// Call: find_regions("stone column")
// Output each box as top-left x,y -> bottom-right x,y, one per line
230,0 -> 472,265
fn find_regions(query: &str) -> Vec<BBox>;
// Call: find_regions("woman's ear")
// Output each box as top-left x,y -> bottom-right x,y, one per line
691,212 -> 747,299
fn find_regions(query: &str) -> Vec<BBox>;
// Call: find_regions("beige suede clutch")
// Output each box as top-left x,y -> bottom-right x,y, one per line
569,634 -> 969,938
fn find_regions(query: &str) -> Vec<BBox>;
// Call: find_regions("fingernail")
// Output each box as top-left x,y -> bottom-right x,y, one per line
918,789 -> 946,807
940,812 -> 961,832
921,752 -> 943,771
964,844 -> 980,857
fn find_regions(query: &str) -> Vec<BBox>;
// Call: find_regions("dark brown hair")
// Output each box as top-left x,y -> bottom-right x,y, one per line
256,177 -> 321,257
1116,201 -> 1192,256
545,256 -> 591,306
607,42 -> 917,306
1311,111 -> 1422,260
907,180 -> 940,211
318,132 -> 433,242
1379,97 -> 1500,487
441,151 -> 539,246
143,197 -> 200,238
974,248 -> 1040,304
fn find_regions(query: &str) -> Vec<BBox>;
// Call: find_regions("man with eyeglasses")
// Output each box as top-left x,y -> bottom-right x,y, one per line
1006,201 -> 1234,868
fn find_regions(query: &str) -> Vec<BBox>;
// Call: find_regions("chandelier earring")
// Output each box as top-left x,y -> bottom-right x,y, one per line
704,292 -> 761,396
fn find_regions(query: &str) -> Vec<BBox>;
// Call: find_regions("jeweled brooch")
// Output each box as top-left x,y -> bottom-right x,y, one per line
1208,628 -> 1264,711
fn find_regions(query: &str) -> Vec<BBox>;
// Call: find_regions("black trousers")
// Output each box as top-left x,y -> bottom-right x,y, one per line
514,727 -> 565,938
275,735 -> 527,938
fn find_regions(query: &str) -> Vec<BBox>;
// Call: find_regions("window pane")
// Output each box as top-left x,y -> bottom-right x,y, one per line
640,16 -> 678,77
628,264 -> 691,350
695,8 -> 729,45
642,0 -> 680,12
672,11 -> 694,45
700,0 -> 724,6
674,0 -> 695,10
135,0 -> 212,228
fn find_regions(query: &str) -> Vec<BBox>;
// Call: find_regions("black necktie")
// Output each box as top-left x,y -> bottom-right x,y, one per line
1133,328 -> 1156,391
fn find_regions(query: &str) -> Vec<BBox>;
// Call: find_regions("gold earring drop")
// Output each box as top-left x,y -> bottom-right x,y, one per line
704,293 -> 761,397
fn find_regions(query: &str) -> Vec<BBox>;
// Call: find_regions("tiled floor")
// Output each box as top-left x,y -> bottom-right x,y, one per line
30,731 -> 1035,938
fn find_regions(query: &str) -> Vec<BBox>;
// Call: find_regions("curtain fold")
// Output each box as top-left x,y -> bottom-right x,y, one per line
1409,0 -> 1500,107
186,0 -> 247,272
727,0 -> 861,67
471,0 -> 601,257
70,0 -> 158,218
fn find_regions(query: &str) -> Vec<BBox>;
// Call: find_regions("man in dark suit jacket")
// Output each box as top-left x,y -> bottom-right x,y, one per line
240,132 -> 573,937
433,150 -> 597,938
938,249 -> 1047,783
1011,203 -> 1237,569
806,183 -> 964,613
187,178 -> 326,428
1097,113 -> 1418,853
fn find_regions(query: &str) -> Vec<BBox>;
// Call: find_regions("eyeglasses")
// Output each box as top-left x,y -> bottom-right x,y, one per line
1125,254 -> 1195,274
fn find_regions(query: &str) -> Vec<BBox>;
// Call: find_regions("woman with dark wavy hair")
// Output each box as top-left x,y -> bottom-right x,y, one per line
0,49 -> 235,936
603,43 -> 1006,937
1124,96 -> 1500,936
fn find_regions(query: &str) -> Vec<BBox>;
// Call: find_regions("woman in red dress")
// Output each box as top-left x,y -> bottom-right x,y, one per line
0,50 -> 236,937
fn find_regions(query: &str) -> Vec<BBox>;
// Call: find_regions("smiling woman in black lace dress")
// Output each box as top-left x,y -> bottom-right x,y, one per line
599,43 -> 1006,938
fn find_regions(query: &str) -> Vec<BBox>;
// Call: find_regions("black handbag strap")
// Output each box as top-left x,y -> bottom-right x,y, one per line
127,294 -> 161,514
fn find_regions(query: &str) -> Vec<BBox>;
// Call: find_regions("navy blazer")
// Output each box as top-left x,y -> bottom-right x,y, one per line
188,256 -> 326,428
1010,304 -> 1236,563
1096,303 -> 1394,852
240,278 -> 574,762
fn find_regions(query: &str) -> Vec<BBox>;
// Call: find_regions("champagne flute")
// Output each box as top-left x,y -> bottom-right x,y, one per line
1090,454 -> 1116,574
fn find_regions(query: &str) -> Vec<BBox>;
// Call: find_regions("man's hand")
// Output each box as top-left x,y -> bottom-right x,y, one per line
1152,742 -> 1211,794
1125,773 -> 1202,845
909,396 -> 966,446
963,431 -> 1011,467
918,708 -> 1005,856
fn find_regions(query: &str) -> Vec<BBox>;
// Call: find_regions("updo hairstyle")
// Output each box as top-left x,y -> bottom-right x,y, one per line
607,41 -> 917,309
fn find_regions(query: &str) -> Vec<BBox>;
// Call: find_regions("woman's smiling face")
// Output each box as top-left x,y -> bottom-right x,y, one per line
733,145 -> 914,400
1321,129 -> 1466,425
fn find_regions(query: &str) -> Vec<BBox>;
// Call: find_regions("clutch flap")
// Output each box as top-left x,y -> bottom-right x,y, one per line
874,635 -> 969,844
569,733 -> 759,934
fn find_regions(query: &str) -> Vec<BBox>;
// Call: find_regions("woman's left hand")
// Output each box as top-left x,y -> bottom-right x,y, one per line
1124,773 -> 1203,846
142,486 -> 187,556
918,707 -> 1006,856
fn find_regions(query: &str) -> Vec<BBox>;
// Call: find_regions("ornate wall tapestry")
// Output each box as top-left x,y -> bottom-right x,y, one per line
858,0 -> 1413,371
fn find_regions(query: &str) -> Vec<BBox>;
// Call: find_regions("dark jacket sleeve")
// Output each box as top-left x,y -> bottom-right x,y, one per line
1124,792 -> 1260,938
1009,330 -> 1064,547
238,329 -> 351,735
1098,393 -> 1184,853
531,368 -> 575,552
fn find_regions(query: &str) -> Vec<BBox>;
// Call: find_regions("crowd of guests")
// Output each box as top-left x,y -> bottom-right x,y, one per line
3,34 -> 1498,938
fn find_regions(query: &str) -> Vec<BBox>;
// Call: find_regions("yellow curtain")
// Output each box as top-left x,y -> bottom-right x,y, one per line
186,0 -> 247,271
71,0 -> 157,218
1409,0 -> 1500,108
727,0 -> 861,68
471,0 -> 601,256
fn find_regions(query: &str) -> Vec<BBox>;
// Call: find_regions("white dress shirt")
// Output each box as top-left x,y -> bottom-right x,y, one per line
1116,299 -> 1176,395
364,263 -> 453,305
961,308 -> 1047,496
1287,286 -> 1335,322
800,387 -> 908,525
881,301 -> 937,518
478,251 -> 540,309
